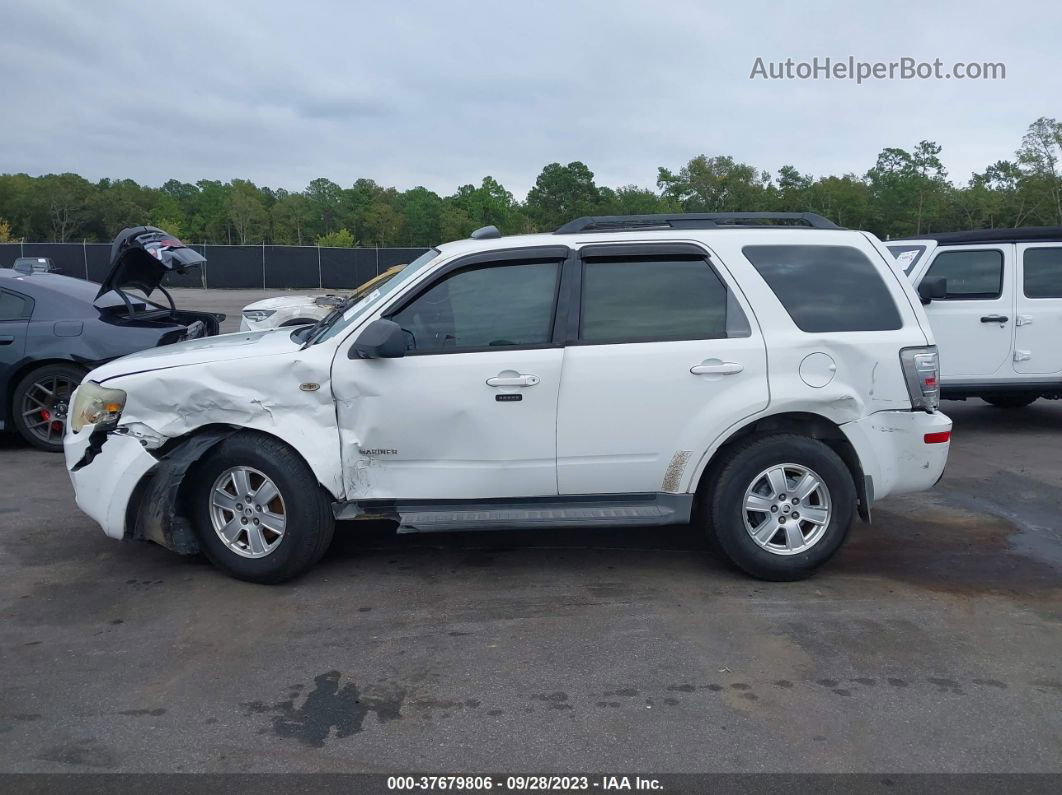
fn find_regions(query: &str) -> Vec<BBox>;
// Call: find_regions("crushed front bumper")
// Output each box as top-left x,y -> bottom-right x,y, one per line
65,427 -> 158,540
66,425 -> 235,552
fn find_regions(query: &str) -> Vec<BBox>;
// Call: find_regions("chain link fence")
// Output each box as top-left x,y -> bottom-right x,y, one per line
0,242 -> 429,289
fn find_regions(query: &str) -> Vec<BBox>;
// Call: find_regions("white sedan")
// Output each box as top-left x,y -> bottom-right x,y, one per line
239,265 -> 406,332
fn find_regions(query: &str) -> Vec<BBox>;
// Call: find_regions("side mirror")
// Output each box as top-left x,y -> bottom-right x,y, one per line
349,319 -> 407,359
918,277 -> 947,304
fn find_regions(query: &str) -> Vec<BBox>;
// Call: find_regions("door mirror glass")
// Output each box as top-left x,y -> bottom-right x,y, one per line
349,318 -> 407,359
918,277 -> 948,304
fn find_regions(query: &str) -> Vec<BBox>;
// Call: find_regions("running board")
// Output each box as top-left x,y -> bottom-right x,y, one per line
334,494 -> 693,533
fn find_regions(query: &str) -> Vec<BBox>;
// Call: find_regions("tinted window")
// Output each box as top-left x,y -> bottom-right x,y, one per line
1023,247 -> 1062,298
390,260 -> 558,353
743,245 -> 902,332
924,249 -> 1003,299
887,244 -> 927,274
0,290 -> 31,321
579,257 -> 749,342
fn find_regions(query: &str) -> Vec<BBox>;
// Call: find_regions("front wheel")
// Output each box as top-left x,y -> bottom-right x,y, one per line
705,434 -> 856,581
189,432 -> 335,583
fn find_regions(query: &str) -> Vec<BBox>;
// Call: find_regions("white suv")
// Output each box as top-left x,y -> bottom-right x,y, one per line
65,213 -> 951,583
888,227 -> 1062,408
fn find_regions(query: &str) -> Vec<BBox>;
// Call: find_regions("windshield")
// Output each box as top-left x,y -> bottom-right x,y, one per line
312,249 -> 439,344
887,244 -> 927,274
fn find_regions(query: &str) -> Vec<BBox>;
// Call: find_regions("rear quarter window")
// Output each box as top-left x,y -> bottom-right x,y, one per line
886,244 -> 927,274
743,244 -> 902,332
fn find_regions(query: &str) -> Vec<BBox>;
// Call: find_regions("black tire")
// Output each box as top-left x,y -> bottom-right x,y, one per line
280,318 -> 317,327
982,394 -> 1038,409
705,434 -> 856,581
11,363 -> 85,452
188,432 -> 335,584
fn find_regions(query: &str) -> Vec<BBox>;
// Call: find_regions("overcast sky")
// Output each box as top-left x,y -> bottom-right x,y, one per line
2,0 -> 1059,198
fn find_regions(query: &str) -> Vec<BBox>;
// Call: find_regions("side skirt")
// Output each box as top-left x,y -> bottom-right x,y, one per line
334,493 -> 694,534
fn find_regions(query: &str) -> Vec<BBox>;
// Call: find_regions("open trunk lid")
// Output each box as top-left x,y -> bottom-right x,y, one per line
96,226 -> 206,300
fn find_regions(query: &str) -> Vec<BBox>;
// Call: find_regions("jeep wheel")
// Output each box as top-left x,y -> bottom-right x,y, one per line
189,432 -> 335,583
982,394 -> 1038,409
706,434 -> 856,581
12,363 -> 85,452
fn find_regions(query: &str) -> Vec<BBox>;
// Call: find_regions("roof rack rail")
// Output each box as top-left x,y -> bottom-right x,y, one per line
554,212 -> 841,234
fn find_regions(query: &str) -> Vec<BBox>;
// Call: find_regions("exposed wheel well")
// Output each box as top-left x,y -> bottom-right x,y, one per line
693,412 -> 869,522
126,425 -> 340,552
170,425 -> 340,508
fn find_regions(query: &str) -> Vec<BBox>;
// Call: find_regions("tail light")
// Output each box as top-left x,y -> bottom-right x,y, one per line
900,346 -> 940,413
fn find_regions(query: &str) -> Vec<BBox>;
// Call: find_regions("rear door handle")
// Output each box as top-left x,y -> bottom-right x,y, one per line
486,373 -> 540,387
980,315 -> 1009,323
691,361 -> 744,376
0,335 -> 14,345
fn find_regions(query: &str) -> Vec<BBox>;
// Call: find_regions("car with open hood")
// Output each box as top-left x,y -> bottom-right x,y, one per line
66,214 -> 951,584
1,226 -> 222,451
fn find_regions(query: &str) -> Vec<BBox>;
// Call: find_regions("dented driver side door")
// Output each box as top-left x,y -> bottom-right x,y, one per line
331,248 -> 568,500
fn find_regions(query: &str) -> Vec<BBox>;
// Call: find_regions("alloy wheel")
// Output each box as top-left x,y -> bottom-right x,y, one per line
209,466 -> 287,558
741,463 -> 832,555
20,375 -> 76,445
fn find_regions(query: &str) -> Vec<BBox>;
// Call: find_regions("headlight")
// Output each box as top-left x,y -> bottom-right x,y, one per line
242,309 -> 276,323
70,382 -> 127,433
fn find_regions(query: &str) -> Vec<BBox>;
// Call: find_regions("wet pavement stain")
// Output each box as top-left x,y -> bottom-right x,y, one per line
243,671 -> 405,748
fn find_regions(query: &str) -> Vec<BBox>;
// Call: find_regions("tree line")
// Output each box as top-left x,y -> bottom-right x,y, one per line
0,116 -> 1059,248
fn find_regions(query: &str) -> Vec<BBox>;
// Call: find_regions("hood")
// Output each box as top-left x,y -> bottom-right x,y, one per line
96,226 -> 206,300
89,327 -> 303,383
244,295 -> 323,312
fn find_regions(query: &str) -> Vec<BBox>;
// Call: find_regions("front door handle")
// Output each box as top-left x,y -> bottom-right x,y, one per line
486,373 -> 540,388
980,315 -> 1009,324
691,361 -> 744,376
0,335 -> 14,345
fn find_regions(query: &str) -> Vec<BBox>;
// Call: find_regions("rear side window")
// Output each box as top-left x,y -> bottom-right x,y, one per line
389,260 -> 559,353
1023,247 -> 1062,298
924,250 -> 1003,299
579,257 -> 750,343
0,290 -> 32,321
742,245 -> 902,332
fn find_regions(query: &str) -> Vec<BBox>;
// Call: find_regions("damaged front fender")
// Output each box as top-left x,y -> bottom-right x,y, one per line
129,427 -> 236,554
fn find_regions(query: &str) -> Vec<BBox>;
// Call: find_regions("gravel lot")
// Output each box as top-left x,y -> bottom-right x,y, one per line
0,290 -> 1059,773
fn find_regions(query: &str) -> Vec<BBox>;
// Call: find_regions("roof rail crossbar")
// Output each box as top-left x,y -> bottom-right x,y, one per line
554,212 -> 841,234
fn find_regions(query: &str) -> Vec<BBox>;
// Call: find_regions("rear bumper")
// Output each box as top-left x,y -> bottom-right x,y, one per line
65,427 -> 158,540
841,410 -> 952,503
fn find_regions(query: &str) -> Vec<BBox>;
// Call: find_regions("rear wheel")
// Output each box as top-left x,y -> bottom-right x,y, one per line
189,433 -> 335,583
982,394 -> 1038,409
705,434 -> 856,581
12,363 -> 85,452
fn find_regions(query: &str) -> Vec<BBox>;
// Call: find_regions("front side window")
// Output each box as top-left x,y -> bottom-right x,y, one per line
1023,247 -> 1062,298
0,290 -> 31,321
389,260 -> 559,353
579,257 -> 749,343
924,249 -> 1004,300
743,245 -> 902,332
